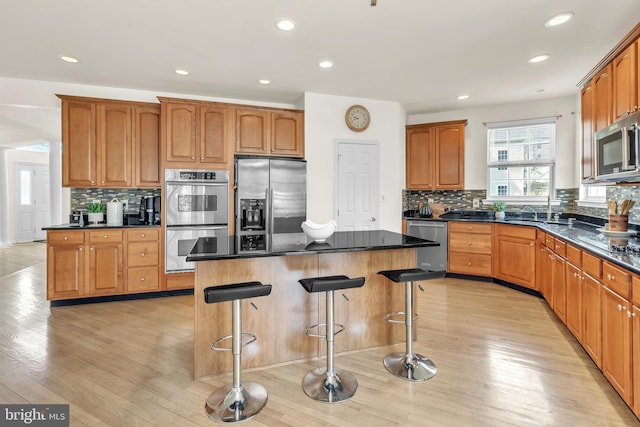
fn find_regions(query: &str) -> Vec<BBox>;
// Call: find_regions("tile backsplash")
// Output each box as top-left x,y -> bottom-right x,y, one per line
70,188 -> 160,213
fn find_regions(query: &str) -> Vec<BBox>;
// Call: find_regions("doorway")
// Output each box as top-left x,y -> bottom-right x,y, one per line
335,140 -> 380,231
15,163 -> 50,242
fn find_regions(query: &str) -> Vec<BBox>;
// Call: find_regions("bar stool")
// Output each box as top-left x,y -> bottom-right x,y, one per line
203,281 -> 272,423
377,268 -> 445,381
298,275 -> 365,403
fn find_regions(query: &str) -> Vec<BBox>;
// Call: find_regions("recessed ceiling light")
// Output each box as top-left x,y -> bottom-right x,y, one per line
275,18 -> 296,31
545,12 -> 574,27
258,79 -> 271,85
457,95 -> 469,100
59,55 -> 78,63
532,88 -> 546,94
528,54 -> 550,64
175,68 -> 190,76
318,60 -> 333,69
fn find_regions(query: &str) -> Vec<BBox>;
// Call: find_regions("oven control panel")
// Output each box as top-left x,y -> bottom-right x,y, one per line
165,169 -> 229,183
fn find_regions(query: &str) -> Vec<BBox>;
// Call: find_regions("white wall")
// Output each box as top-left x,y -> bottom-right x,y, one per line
303,92 -> 406,232
408,95 -> 580,191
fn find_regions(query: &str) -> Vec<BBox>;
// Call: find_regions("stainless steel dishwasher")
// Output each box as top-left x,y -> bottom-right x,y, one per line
406,220 -> 448,271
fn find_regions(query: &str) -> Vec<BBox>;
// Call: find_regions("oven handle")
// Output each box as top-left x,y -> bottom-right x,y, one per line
165,181 -> 228,186
166,225 -> 228,231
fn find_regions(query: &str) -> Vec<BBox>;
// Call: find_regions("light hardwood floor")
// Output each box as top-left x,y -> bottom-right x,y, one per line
1,242 -> 638,426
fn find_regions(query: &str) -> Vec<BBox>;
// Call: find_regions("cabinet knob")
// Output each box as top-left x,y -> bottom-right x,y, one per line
263,148 -> 267,152
468,262 -> 472,266
530,243 -> 533,246
103,235 -> 108,239
101,180 -> 105,184
617,304 -> 623,311
140,277 -> 145,282
200,156 -> 204,160
141,233 -> 145,238
468,241 -> 472,245
468,226 -> 472,230
64,236 -> 68,241
633,312 -> 637,318
79,247 -> 83,251
627,311 -> 632,318
91,180 -> 95,184
90,247 -> 94,251
141,253 -> 145,257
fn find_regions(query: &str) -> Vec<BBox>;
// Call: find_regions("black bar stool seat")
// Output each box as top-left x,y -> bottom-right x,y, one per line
203,281 -> 272,423
378,267 -> 445,382
298,275 -> 365,403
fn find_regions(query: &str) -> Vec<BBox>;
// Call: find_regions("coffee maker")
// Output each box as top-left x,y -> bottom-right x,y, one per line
139,196 -> 161,225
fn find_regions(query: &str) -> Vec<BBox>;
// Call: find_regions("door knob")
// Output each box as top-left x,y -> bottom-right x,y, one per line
371,217 -> 376,222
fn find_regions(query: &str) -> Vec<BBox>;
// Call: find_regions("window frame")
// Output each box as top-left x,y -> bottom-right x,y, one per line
485,117 -> 557,203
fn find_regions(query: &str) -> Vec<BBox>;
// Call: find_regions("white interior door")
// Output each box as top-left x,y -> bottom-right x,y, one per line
335,140 -> 380,231
15,163 -> 50,242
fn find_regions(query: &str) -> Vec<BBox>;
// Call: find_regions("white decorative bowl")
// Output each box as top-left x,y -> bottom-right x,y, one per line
302,220 -> 337,242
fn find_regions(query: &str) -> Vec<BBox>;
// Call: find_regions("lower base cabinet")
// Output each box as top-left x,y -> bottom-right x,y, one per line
602,285 -> 633,406
493,224 -> 536,289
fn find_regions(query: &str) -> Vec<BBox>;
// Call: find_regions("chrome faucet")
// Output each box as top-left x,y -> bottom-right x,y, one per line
520,205 -> 538,221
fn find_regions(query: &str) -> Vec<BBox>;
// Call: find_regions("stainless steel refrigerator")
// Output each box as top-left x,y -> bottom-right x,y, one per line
235,157 -> 307,252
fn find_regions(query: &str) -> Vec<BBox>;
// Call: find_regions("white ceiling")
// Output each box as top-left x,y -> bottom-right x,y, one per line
1,0 -> 639,147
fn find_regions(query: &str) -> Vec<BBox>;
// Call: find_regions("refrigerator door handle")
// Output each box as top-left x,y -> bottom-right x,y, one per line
265,187 -> 272,250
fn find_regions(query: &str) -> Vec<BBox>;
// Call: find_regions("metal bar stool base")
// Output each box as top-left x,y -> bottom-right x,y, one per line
302,367 -> 358,403
205,383 -> 268,423
383,352 -> 437,382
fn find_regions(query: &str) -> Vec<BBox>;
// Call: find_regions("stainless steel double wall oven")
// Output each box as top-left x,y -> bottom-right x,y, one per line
164,169 -> 229,273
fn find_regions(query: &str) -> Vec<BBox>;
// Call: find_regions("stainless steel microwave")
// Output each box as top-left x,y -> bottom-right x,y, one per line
596,111 -> 640,181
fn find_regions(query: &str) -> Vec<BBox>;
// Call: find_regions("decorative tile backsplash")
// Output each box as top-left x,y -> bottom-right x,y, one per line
70,188 -> 160,213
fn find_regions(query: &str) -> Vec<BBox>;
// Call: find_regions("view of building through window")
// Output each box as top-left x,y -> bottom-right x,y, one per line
487,119 -> 556,200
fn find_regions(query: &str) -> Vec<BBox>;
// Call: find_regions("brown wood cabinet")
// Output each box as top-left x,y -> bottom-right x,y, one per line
633,302 -> 640,417
47,231 -> 86,299
613,42 -> 638,120
601,284 -> 633,406
134,105 -> 161,187
493,224 -> 536,289
551,251 -> 567,322
565,244 -> 583,341
160,99 -> 232,168
406,120 -> 466,190
47,228 -> 161,300
235,108 -> 304,157
447,222 -> 492,276
593,64 -> 613,134
59,95 -> 160,188
581,81 -> 595,182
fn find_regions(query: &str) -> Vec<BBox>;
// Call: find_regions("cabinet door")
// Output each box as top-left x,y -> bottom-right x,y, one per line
236,108 -> 269,154
87,243 -> 123,295
134,105 -> 160,187
200,105 -> 229,164
165,102 -> 197,163
613,43 -> 638,120
633,304 -> 640,417
271,111 -> 304,157
434,124 -> 464,189
62,100 -> 97,186
593,64 -> 613,132
493,232 -> 535,289
47,244 -> 85,299
601,286 -> 633,405
98,103 -> 132,187
581,81 -> 595,182
582,274 -> 602,367
536,242 -> 548,298
552,255 -> 567,322
566,263 -> 583,341
406,126 -> 433,189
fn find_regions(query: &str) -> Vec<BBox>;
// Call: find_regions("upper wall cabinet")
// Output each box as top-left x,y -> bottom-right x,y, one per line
59,95 -> 161,188
406,120 -> 466,190
160,98 -> 231,168
235,108 -> 304,158
579,24 -> 640,184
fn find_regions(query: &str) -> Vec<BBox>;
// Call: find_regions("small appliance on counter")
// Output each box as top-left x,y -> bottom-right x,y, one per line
69,210 -> 87,227
138,196 -> 161,225
106,199 -> 124,226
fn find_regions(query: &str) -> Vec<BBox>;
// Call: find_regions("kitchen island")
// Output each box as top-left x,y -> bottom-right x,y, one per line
187,230 -> 438,378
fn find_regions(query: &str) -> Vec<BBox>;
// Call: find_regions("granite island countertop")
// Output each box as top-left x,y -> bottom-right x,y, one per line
187,230 -> 438,262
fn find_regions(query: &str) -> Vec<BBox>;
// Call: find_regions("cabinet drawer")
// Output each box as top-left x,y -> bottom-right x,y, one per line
89,230 -> 123,243
47,230 -> 85,244
566,244 -> 581,267
553,239 -> 567,258
582,251 -> 602,280
449,222 -> 492,234
126,228 -> 159,242
536,230 -> 545,244
603,261 -> 631,299
449,233 -> 492,254
449,253 -> 492,276
127,242 -> 159,267
545,235 -> 555,249
495,224 -> 537,240
632,276 -> 640,307
127,267 -> 160,292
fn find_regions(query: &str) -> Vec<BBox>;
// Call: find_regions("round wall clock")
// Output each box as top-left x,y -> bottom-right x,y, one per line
345,105 -> 370,132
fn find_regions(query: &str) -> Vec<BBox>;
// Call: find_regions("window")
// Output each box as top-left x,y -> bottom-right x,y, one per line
487,117 -> 556,201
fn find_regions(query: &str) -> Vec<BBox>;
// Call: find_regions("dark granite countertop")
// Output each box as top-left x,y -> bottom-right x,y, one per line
187,230 -> 438,261
43,223 -> 161,230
